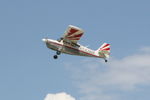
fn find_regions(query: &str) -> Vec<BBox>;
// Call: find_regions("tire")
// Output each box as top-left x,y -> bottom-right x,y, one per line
53,55 -> 58,59
56,51 -> 61,55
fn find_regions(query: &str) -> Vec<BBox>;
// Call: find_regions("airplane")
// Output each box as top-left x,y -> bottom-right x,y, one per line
42,25 -> 110,62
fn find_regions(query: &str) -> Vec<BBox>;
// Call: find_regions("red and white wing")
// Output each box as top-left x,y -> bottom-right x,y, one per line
63,25 -> 84,43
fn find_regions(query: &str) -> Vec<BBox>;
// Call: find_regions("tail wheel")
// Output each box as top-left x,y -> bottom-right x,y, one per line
53,55 -> 58,59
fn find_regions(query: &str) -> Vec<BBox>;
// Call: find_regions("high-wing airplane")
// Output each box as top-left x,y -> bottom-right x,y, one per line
42,25 -> 110,62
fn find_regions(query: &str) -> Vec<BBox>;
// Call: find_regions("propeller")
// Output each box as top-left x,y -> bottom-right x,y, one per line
42,33 -> 49,42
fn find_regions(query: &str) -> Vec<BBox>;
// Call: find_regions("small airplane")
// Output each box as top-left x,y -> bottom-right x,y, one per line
42,25 -> 110,62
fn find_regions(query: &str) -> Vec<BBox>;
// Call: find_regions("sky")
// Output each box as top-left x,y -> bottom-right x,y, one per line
0,0 -> 150,100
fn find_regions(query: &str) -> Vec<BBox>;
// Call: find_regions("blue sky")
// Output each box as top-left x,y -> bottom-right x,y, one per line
0,0 -> 150,100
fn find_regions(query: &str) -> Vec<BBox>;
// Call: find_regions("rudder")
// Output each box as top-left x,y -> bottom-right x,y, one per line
96,43 -> 110,58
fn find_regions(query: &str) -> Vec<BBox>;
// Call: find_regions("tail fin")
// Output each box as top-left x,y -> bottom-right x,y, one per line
96,43 -> 111,59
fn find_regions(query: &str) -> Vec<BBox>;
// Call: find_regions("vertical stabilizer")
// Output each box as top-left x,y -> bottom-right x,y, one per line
96,43 -> 111,59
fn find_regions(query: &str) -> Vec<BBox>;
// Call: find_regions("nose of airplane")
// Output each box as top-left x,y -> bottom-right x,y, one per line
42,38 -> 47,42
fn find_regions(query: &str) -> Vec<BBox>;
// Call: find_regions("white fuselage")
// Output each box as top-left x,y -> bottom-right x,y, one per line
43,39 -> 100,58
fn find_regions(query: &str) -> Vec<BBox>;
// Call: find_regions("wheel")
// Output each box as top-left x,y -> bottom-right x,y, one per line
56,51 -> 61,55
53,55 -> 58,59
105,59 -> 108,62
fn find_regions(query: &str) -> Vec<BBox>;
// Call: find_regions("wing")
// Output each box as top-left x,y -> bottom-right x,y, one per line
62,25 -> 84,44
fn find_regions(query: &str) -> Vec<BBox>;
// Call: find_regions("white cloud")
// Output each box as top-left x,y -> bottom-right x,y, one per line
65,47 -> 150,100
44,92 -> 76,100
106,53 -> 150,90
140,46 -> 150,53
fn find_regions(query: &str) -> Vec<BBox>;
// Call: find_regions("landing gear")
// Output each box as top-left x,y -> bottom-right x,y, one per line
53,51 -> 61,59
105,59 -> 108,62
56,51 -> 61,55
53,55 -> 58,59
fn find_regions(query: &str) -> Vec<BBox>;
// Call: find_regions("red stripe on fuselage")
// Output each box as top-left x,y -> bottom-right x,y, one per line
47,41 -> 100,58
